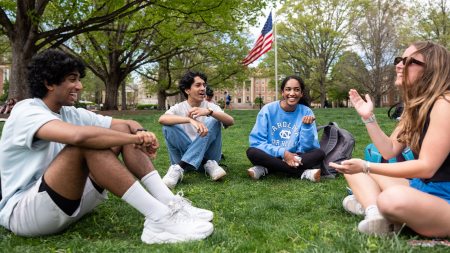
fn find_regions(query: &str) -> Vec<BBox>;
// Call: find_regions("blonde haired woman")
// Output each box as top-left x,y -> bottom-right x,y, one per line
330,41 -> 450,237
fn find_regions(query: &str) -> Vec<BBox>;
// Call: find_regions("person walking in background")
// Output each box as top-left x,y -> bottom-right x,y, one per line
329,41 -> 450,237
0,49 -> 213,244
246,75 -> 325,182
159,70 -> 234,189
224,91 -> 232,110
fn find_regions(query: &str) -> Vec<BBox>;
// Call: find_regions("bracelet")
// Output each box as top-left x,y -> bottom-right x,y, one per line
362,160 -> 371,174
361,114 -> 376,124
207,107 -> 214,117
136,128 -> 148,132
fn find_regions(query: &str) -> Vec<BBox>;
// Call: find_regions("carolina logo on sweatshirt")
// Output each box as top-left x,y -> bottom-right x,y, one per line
270,121 -> 300,147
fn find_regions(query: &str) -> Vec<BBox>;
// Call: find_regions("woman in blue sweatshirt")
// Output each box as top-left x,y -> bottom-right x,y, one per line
246,75 -> 325,182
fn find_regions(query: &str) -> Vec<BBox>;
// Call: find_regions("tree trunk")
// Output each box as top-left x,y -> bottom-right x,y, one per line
121,81 -> 127,110
9,35 -> 36,101
103,70 -> 123,110
157,89 -> 167,110
319,74 -> 327,108
104,84 -> 119,110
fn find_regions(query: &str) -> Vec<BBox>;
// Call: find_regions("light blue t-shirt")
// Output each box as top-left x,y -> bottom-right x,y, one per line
249,101 -> 320,159
0,98 -> 112,229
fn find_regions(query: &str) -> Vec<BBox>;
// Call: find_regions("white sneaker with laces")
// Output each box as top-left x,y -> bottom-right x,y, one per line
141,205 -> 214,244
247,166 -> 268,180
358,215 -> 403,236
162,164 -> 184,189
342,195 -> 365,216
171,192 -> 214,221
204,160 -> 226,181
300,169 -> 321,182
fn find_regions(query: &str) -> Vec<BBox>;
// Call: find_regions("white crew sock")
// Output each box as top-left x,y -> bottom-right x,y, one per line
141,170 -> 175,204
365,204 -> 380,218
122,181 -> 169,221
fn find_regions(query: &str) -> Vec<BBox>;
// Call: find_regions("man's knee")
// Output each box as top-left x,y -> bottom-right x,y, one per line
110,123 -> 131,134
60,145 -> 85,157
108,123 -> 133,154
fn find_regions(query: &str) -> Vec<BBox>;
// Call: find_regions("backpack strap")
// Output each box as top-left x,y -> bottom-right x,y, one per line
323,125 -> 338,155
317,122 -> 339,155
317,122 -> 339,131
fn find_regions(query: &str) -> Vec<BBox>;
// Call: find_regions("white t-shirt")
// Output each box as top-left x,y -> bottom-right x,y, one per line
0,98 -> 112,228
165,100 -> 223,141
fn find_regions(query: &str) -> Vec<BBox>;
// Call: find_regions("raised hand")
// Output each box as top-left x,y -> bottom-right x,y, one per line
349,89 -> 374,118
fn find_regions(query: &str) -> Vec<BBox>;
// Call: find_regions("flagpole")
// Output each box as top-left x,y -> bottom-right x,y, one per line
274,10 -> 278,100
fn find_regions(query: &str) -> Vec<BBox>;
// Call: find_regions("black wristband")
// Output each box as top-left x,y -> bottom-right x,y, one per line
136,128 -> 147,132
207,108 -> 214,117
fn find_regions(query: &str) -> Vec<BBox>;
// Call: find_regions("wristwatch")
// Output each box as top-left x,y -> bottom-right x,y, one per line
207,107 -> 214,117
361,114 -> 376,124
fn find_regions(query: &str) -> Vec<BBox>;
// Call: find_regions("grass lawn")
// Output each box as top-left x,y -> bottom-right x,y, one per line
0,108 -> 447,252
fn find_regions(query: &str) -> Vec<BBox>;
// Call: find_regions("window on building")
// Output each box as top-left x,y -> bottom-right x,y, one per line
382,95 -> 388,103
238,98 -> 242,103
246,96 -> 249,102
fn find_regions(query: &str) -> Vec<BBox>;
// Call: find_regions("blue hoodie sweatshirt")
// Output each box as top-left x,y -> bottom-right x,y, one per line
249,101 -> 320,159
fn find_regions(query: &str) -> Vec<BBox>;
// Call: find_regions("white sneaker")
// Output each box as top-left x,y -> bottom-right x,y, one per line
162,164 -> 184,189
300,169 -> 321,182
171,192 -> 214,221
358,215 -> 403,236
343,195 -> 365,216
141,208 -> 213,244
204,160 -> 226,181
247,166 -> 268,180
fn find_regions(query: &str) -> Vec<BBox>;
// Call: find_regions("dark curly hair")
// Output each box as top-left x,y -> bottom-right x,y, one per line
280,75 -> 310,107
179,70 -> 207,99
28,49 -> 86,98
206,86 -> 214,97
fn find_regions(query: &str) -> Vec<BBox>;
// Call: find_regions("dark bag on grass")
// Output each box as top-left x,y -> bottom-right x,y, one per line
388,102 -> 404,120
317,122 -> 355,178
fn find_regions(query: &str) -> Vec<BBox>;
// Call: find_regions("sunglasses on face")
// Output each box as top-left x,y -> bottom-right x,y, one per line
394,56 -> 425,66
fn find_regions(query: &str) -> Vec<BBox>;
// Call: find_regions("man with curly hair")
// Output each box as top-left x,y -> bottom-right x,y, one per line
159,70 -> 234,189
0,49 -> 213,244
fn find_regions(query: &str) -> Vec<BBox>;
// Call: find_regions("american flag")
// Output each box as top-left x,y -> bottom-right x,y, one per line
242,13 -> 273,66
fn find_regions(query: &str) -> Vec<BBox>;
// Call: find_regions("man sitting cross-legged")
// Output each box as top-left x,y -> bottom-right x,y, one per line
0,49 -> 213,244
159,70 -> 234,188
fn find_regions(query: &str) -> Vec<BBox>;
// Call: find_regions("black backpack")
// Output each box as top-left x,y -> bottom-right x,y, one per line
317,122 -> 355,178
388,102 -> 404,120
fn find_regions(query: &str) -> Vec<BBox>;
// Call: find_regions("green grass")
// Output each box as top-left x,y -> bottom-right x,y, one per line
0,108 -> 447,252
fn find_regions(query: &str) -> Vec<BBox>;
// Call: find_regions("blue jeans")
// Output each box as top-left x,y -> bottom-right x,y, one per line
162,117 -> 222,171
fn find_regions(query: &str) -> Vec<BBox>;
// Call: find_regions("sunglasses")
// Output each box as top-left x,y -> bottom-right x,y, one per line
394,56 -> 425,66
